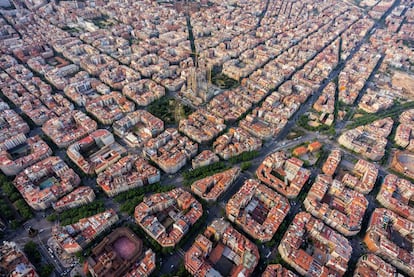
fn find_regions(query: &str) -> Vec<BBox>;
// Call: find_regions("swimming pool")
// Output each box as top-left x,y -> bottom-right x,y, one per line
39,177 -> 57,190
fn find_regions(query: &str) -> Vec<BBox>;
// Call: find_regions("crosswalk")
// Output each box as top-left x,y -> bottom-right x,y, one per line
177,248 -> 185,258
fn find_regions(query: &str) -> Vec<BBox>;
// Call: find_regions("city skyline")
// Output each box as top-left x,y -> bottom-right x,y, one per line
0,0 -> 413,276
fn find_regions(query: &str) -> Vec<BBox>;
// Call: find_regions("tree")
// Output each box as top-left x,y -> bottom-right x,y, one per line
1,182 -> 15,196
24,241 -> 41,265
10,220 -> 19,229
50,200 -> 105,225
240,161 -> 252,171
14,199 -> 33,220
9,192 -> 20,202
46,213 -> 57,222
39,264 -> 54,277
174,262 -> 191,277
